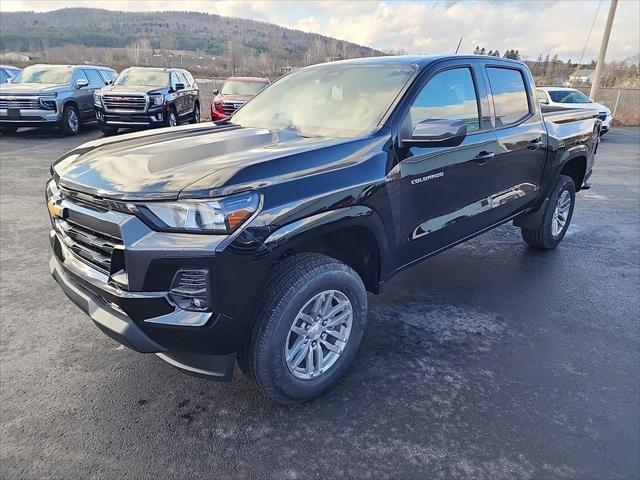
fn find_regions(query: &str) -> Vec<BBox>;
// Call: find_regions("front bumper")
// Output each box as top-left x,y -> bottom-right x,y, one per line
0,107 -> 61,126
96,106 -> 165,128
49,252 -> 236,381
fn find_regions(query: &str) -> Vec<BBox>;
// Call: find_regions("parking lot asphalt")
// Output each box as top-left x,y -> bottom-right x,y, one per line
1,124 -> 638,480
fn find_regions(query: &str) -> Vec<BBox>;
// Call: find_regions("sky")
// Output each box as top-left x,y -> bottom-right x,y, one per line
1,0 -> 638,62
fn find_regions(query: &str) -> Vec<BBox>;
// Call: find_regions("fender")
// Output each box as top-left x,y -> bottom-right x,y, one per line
262,205 -> 391,282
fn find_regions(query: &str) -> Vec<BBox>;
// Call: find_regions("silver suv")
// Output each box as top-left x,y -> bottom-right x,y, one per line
0,64 -> 117,135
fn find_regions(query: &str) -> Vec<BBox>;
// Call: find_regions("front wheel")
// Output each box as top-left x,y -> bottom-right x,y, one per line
521,174 -> 576,249
189,103 -> 200,124
58,104 -> 80,135
239,253 -> 368,404
165,108 -> 178,128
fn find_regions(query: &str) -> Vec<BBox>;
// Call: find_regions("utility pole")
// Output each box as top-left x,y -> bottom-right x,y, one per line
590,0 -> 618,100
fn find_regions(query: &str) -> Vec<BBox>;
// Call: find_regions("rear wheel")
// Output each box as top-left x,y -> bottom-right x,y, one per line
239,253 -> 368,404
58,104 -> 80,135
521,174 -> 575,249
99,124 -> 119,136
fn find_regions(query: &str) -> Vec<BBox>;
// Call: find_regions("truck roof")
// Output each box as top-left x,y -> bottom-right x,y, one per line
227,76 -> 269,83
318,54 -> 526,68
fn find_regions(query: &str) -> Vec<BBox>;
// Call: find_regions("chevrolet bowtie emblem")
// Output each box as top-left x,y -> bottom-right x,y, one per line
47,199 -> 66,218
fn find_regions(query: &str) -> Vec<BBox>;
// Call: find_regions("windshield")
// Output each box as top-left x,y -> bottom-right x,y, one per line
114,69 -> 169,88
13,66 -> 72,85
221,80 -> 268,96
548,90 -> 592,104
231,64 -> 416,138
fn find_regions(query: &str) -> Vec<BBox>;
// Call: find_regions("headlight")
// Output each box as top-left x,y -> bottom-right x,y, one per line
39,93 -> 57,110
136,191 -> 260,234
149,95 -> 164,106
93,92 -> 103,107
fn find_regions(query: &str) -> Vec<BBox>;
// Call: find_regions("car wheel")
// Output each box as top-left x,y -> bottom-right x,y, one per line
0,126 -> 18,134
239,253 -> 368,404
59,104 -> 80,135
190,103 -> 200,124
521,174 -> 576,249
165,108 -> 178,127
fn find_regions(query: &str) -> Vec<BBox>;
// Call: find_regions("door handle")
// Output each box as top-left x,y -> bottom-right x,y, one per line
473,151 -> 495,165
528,138 -> 544,149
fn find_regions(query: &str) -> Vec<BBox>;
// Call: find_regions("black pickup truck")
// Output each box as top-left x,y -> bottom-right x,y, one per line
47,55 -> 599,403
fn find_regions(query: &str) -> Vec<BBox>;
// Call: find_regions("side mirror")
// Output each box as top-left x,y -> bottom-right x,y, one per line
175,83 -> 185,91
539,98 -> 549,105
6,78 -> 12,83
212,89 -> 219,95
404,119 -> 467,146
76,78 -> 89,89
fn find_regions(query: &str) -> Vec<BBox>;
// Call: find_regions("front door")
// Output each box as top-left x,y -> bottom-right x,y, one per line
394,64 -> 500,268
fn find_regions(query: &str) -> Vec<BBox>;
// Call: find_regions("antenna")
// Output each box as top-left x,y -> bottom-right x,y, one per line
454,37 -> 463,55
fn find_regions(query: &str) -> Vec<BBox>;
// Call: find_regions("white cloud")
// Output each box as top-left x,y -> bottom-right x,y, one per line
0,0 -> 638,61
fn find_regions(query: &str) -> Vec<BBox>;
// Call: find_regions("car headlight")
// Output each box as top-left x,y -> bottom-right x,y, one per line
39,93 -> 57,110
149,95 -> 164,106
136,191 -> 260,234
93,92 -> 103,107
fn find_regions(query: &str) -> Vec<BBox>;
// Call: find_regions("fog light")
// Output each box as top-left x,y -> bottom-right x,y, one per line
169,269 -> 210,312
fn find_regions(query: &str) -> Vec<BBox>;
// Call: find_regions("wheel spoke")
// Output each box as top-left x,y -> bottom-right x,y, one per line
320,339 -> 342,355
324,328 -> 346,342
324,310 -> 350,328
305,344 -> 314,375
313,343 -> 324,370
290,325 -> 308,337
320,291 -> 335,317
298,313 -> 315,325
324,300 -> 349,320
288,339 -> 308,367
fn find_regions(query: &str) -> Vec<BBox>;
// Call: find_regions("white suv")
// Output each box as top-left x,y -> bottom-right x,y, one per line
537,87 -> 612,136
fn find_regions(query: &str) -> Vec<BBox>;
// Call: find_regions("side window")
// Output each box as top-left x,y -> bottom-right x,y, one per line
0,70 -> 7,84
99,70 -> 116,84
84,69 -> 105,87
170,72 -> 179,89
184,71 -> 196,87
72,69 -> 89,85
409,67 -> 480,132
177,72 -> 188,86
486,67 -> 531,127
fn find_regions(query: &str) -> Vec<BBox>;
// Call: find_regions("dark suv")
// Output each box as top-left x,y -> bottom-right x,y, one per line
94,67 -> 200,135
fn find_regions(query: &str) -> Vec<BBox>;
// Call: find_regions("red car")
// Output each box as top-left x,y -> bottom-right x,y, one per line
210,76 -> 269,121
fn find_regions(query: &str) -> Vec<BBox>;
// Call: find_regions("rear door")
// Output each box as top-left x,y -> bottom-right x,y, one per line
394,61 -> 500,267
483,65 -> 546,220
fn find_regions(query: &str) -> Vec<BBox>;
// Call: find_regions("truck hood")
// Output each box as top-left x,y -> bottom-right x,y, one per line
0,83 -> 66,94
52,123 -> 364,201
99,85 -> 165,95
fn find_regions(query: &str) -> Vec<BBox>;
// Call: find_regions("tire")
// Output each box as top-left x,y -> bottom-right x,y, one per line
239,253 -> 368,404
189,102 -> 200,124
165,107 -> 178,127
521,174 -> 576,249
99,124 -> 119,136
58,104 -> 80,135
0,126 -> 17,134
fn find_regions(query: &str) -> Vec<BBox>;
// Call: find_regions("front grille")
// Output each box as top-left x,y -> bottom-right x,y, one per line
54,217 -> 123,274
103,95 -> 147,112
598,112 -> 607,121
0,96 -> 41,110
222,101 -> 243,116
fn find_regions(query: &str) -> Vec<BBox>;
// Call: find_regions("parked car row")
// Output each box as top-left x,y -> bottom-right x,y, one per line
0,64 -> 271,137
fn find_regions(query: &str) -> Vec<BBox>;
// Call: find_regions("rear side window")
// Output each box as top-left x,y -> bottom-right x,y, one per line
409,67 -> 480,132
486,67 -> 531,127
84,69 -> 105,87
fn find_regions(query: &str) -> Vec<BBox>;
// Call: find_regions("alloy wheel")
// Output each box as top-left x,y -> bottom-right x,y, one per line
552,189 -> 571,237
285,290 -> 353,380
67,109 -> 79,133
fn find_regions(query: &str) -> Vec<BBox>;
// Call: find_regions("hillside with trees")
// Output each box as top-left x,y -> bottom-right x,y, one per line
0,8 -> 382,77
